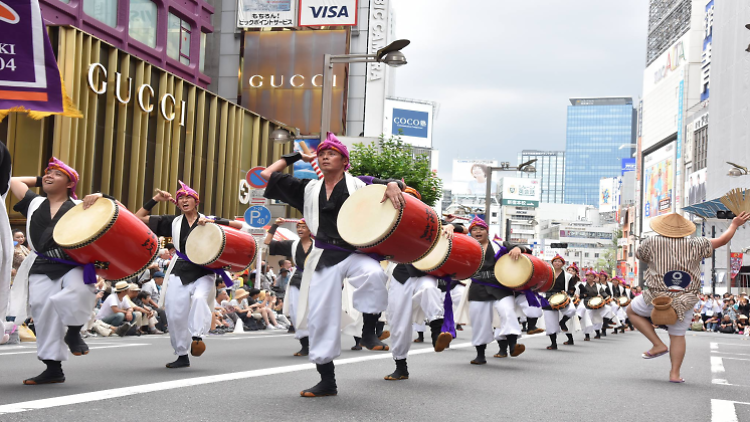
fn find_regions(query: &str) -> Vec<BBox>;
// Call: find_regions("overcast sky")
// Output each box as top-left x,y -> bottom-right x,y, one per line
390,0 -> 649,186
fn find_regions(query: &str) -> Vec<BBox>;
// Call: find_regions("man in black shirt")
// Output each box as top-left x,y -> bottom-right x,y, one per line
260,133 -> 405,397
135,181 -> 243,369
9,158 -> 107,385
542,255 -> 579,349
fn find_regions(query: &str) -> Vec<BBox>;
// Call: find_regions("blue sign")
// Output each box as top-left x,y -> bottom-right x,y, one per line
244,205 -> 271,228
664,270 -> 692,292
392,108 -> 429,139
246,166 -> 268,189
621,158 -> 636,175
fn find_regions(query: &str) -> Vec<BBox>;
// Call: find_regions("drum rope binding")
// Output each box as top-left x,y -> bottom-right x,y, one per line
61,200 -> 120,249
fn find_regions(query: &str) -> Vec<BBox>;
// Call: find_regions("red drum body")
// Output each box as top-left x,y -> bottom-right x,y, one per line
338,184 -> 440,263
494,253 -> 553,292
185,224 -> 257,272
53,199 -> 159,281
411,234 -> 484,280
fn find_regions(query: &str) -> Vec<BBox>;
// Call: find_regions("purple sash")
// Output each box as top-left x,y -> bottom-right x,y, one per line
173,249 -> 233,287
314,239 -> 386,262
35,252 -> 98,285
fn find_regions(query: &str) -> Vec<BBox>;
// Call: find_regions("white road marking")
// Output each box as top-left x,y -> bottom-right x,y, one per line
711,342 -> 750,347
712,351 -> 750,357
712,399 -> 740,422
711,356 -> 729,385
0,343 -> 148,357
216,334 -> 294,340
0,342 -> 474,415
711,342 -> 718,350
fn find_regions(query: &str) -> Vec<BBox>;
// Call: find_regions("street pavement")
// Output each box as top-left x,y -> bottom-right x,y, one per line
0,327 -> 749,421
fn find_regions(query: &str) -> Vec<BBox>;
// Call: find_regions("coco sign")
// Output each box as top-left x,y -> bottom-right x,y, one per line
86,63 -> 189,126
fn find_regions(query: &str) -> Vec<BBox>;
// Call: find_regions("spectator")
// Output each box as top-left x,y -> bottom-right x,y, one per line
139,288 -> 167,333
251,261 -> 272,291
96,281 -> 136,331
164,242 -> 176,256
737,315 -> 748,335
274,267 -> 291,296
266,291 -> 291,329
719,314 -> 736,334
141,271 -> 165,305
738,296 -> 750,318
706,314 -> 720,332
210,289 -> 231,334
155,248 -> 172,270
12,229 -> 30,281
690,314 -> 704,331
126,284 -> 160,334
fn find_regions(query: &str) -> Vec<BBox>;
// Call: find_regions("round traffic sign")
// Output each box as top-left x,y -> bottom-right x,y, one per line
246,166 -> 268,189
244,205 -> 272,228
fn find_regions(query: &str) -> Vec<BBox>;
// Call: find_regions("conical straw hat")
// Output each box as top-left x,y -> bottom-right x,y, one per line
649,213 -> 695,238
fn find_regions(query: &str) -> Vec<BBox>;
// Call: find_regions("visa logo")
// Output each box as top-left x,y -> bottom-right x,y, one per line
309,6 -> 350,19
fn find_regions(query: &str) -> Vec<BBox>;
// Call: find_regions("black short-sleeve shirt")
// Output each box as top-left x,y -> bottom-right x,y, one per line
268,239 -> 311,288
148,215 -> 214,285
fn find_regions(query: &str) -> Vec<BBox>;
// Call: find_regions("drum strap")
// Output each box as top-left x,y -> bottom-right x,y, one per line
441,276 -> 457,338
34,251 -> 98,285
173,249 -> 234,288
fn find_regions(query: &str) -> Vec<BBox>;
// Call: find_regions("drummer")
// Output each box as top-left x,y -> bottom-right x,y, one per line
609,276 -> 628,334
385,195 -> 466,381
260,133 -> 405,398
8,158 -> 112,385
135,181 -> 243,369
597,271 -> 615,336
463,216 -> 529,364
264,217 -> 314,357
579,270 -> 602,341
542,254 -> 579,349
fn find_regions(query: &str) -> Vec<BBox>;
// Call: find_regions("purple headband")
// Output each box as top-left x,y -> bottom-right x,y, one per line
317,133 -> 350,171
46,157 -> 79,200
468,216 -> 488,231
175,180 -> 199,202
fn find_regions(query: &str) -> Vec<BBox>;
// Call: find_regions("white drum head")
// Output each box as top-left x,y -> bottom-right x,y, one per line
185,224 -> 224,265
493,254 -> 532,289
337,184 -> 400,247
412,235 -> 450,272
54,199 -> 116,248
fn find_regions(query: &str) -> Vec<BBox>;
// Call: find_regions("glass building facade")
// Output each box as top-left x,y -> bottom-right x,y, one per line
564,97 -> 636,206
517,150 -> 565,203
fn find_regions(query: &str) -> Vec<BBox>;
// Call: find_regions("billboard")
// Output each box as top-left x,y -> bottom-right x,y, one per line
293,139 -> 322,179
685,168 -> 707,207
383,99 -> 432,148
237,0 -> 296,28
621,158 -> 635,175
701,0 -> 713,102
599,177 -> 621,213
241,31 -> 348,135
451,159 -> 497,195
643,141 -> 676,229
499,177 -> 541,207
298,0 -> 358,27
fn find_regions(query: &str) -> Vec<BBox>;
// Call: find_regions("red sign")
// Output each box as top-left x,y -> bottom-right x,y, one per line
246,167 -> 268,189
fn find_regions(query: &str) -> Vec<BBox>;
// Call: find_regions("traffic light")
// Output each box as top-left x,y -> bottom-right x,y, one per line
717,210 -> 736,219
550,243 -> 568,248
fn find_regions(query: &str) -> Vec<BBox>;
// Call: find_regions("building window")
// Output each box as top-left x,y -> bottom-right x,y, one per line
84,0 -> 118,27
694,126 -> 708,171
594,253 -> 599,258
129,0 -> 157,48
584,253 -> 589,258
168,13 -> 191,65
199,32 -> 207,73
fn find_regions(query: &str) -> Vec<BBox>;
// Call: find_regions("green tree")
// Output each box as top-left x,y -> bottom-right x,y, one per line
349,134 -> 442,207
596,228 -> 622,275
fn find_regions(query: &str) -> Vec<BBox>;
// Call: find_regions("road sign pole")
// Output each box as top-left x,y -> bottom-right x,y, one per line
256,243 -> 263,289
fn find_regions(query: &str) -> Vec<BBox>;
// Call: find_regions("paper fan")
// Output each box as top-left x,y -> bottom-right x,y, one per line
720,188 -> 750,215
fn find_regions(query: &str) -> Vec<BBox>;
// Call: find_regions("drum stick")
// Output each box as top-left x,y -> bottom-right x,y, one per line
442,213 -> 471,221
154,189 -> 178,205
279,219 -> 303,224
298,141 -> 324,180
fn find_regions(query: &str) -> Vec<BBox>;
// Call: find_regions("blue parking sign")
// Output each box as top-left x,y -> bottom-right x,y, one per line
245,205 -> 271,228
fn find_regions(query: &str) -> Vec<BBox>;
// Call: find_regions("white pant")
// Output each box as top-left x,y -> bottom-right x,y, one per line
470,296 -> 520,346
28,268 -> 97,362
629,295 -> 692,336
388,275 -> 443,360
543,302 -> 577,335
286,285 -> 309,340
307,254 -> 388,365
515,293 -> 543,318
165,275 -> 214,356
587,307 -> 606,331
450,284 -> 465,315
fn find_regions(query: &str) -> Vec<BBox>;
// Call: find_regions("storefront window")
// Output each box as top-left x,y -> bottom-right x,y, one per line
129,0 -> 157,48
168,13 -> 191,66
199,32 -> 206,73
84,0 -> 118,28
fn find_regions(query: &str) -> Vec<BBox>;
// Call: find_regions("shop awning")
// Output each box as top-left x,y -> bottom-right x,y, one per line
682,198 -> 729,219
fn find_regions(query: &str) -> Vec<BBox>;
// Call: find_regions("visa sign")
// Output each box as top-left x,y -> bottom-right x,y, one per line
299,0 -> 358,27
392,108 -> 428,138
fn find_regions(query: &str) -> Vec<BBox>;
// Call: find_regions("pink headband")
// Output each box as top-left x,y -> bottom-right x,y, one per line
551,254 -> 566,264
469,216 -> 488,231
175,180 -> 199,202
46,157 -> 79,200
317,133 -> 350,171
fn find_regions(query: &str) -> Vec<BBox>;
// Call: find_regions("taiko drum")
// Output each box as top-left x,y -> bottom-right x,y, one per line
185,224 -> 257,272
494,253 -> 553,292
411,234 -> 484,280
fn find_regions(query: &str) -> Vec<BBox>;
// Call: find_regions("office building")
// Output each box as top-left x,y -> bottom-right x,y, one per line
517,150 -> 565,203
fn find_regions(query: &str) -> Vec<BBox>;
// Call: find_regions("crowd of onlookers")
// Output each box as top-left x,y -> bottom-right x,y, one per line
690,292 -> 750,335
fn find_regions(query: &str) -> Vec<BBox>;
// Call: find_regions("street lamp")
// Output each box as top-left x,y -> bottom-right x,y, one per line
727,161 -> 749,177
618,143 -> 637,150
483,159 -> 537,235
270,128 -> 293,144
320,39 -> 410,138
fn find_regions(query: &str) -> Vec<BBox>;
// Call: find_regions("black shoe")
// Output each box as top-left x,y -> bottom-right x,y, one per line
563,334 -> 574,346
64,326 -> 89,356
361,314 -> 389,351
594,330 -> 601,339
414,332 -> 424,343
601,329 -> 607,337
559,316 -> 570,332
527,318 -> 544,335
287,325 -> 296,334
546,344 -> 558,350
521,322 -> 528,332
295,337 -> 309,356
471,345 -> 487,364
584,334 -> 591,341
301,362 -> 337,397
375,321 -> 385,338
384,359 -> 409,380
494,339 -> 508,358
23,361 -> 65,385
166,355 -> 190,368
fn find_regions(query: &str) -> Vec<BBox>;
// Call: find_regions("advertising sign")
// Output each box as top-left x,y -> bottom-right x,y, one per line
292,138 -> 322,179
621,158 -> 636,175
701,0 -> 713,102
684,168 -> 707,207
451,159 -> 497,195
241,30 -> 348,135
599,177 -> 621,213
298,0 -> 357,27
383,98 -> 432,148
643,141 -> 676,229
500,177 -> 541,208
237,0 -> 296,28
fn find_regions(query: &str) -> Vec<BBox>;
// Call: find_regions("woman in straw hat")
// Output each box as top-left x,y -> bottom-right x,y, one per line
627,211 -> 750,383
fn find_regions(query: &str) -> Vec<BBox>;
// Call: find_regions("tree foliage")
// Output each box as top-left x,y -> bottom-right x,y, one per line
596,228 -> 623,274
349,134 -> 442,207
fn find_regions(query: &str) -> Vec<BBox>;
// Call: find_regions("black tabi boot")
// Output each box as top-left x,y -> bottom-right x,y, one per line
628,321 -> 634,331
360,313 -> 389,351
547,333 -> 558,350
294,337 -> 309,357
456,324 -> 463,331
384,358 -> 409,381
430,319 -> 452,352
471,345 -> 487,364
563,333 -> 574,345
584,333 -> 591,341
620,326 -> 627,334
494,340 -> 508,358
414,331 -> 424,343
351,336 -> 362,351
508,334 -> 525,357
594,330 -> 601,339
521,321 -> 528,332
64,325 -> 89,356
166,354 -> 190,369
301,361 -> 338,397
287,324 -> 296,334
376,321 -> 390,340
23,360 -> 65,385
527,318 -> 544,335
559,316 -> 571,332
